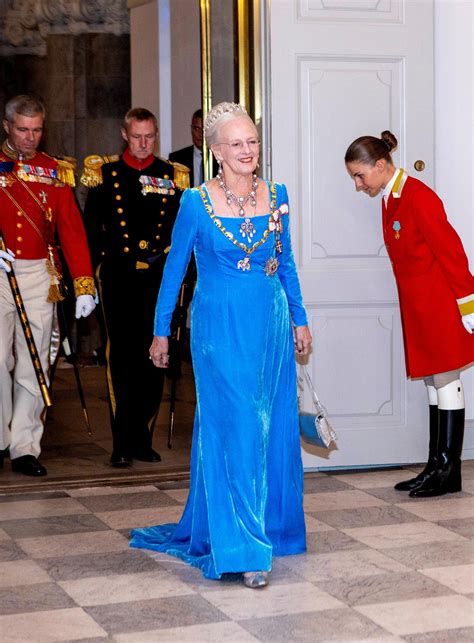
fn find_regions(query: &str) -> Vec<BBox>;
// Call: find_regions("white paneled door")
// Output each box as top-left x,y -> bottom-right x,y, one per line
269,0 -> 435,468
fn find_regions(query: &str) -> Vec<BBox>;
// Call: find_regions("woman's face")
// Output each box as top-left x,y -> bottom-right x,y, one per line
346,160 -> 386,198
212,116 -> 260,177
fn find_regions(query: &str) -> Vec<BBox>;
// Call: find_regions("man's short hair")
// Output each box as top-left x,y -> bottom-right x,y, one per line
123,108 -> 158,131
4,95 -> 45,122
192,109 -> 203,121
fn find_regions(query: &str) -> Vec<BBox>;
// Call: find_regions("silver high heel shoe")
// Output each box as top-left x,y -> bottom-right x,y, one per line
243,571 -> 269,588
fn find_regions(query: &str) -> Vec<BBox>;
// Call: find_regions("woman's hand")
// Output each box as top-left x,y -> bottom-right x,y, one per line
294,325 -> 312,355
150,336 -> 170,368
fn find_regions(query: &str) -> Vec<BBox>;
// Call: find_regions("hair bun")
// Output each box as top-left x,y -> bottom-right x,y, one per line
380,130 -> 398,152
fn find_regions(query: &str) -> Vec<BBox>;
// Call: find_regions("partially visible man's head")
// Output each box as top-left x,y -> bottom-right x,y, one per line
121,107 -> 158,160
191,108 -> 203,150
3,95 -> 46,157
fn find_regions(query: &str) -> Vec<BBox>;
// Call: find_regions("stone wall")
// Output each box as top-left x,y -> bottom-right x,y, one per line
0,32 -> 131,203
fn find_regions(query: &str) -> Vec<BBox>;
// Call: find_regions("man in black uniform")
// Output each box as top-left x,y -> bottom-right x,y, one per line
169,109 -> 203,187
82,108 -> 189,467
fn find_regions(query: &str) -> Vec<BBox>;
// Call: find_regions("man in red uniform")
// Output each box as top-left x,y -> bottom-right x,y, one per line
0,94 -> 96,476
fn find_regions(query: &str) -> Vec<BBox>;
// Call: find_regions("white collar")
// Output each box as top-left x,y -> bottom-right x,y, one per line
193,145 -> 202,158
382,168 -> 400,202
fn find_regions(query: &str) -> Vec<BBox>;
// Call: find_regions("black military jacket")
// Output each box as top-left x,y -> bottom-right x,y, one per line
83,155 -> 187,271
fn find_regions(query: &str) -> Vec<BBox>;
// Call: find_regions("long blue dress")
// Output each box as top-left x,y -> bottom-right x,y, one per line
130,181 -> 308,579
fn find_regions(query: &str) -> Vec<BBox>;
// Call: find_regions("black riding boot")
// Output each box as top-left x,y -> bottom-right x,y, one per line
394,405 -> 438,491
410,408 -> 464,498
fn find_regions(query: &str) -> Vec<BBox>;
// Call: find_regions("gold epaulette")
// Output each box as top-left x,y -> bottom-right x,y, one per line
172,161 -> 190,190
55,157 -> 76,187
80,154 -> 120,188
41,152 -> 77,187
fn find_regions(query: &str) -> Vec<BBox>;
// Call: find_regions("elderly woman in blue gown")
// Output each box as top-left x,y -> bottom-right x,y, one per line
130,102 -> 312,588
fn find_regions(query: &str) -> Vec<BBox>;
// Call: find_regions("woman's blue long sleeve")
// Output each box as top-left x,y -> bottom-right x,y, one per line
154,189 -> 198,336
276,184 -> 308,327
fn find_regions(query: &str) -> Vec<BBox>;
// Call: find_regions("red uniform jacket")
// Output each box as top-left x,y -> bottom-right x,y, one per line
383,173 -> 474,378
0,150 -> 94,296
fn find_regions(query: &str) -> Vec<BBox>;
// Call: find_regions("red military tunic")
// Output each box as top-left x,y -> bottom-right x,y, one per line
383,171 -> 474,378
0,148 -> 94,296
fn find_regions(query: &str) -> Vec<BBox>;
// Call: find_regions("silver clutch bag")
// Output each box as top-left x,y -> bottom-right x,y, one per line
297,365 -> 337,448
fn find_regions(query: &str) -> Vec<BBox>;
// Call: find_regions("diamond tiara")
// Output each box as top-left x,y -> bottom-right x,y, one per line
204,102 -> 248,134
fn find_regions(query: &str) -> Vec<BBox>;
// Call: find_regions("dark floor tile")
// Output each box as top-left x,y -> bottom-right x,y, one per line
0,582 -> 75,615
1,514 -> 111,539
436,518 -> 474,538
362,486 -> 417,503
38,549 -> 164,581
154,480 -> 191,490
381,540 -> 474,569
85,595 -> 229,635
306,530 -> 366,554
312,505 -> 423,529
404,627 -> 474,642
0,540 -> 27,562
239,607 -> 388,641
75,490 -> 180,513
0,491 -> 70,504
315,571 -> 455,606
304,476 -> 352,493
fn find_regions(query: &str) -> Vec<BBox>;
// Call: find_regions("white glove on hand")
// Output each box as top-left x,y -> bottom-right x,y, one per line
0,249 -> 15,272
462,313 -> 474,334
75,294 -> 96,319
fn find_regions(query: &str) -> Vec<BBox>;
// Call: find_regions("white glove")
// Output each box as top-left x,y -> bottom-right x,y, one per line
0,248 -> 15,272
461,313 -> 474,334
75,294 -> 96,319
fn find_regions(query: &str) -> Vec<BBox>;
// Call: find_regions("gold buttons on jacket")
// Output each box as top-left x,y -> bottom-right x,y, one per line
138,240 -> 149,250
17,210 -> 22,217
115,195 -> 122,201
157,223 -> 162,228
160,210 -> 165,216
17,236 -> 23,242
16,249 -> 22,256
123,247 -> 130,253
162,197 -> 167,203
164,174 -> 169,179
155,235 -> 161,240
17,222 -> 22,229
119,220 -> 126,227
117,207 -> 123,214
123,233 -> 129,239
113,182 -> 120,188
111,170 -> 118,176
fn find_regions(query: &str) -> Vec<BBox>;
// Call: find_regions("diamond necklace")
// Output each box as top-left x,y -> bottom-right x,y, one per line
217,166 -> 258,217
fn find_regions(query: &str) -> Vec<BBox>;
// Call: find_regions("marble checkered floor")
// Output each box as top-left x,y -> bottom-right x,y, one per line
0,466 -> 473,642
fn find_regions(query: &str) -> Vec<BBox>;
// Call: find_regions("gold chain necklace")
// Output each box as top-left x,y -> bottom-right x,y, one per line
199,182 -> 278,272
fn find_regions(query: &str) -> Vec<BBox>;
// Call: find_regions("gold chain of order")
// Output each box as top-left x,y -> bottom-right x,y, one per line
198,181 -> 277,256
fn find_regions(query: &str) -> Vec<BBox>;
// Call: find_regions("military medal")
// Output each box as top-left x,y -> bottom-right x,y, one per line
393,220 -> 401,239
139,175 -> 176,196
0,161 -> 14,187
17,162 -> 58,184
264,257 -> 279,276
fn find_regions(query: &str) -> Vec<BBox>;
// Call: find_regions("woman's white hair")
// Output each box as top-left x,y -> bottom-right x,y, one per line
204,102 -> 252,146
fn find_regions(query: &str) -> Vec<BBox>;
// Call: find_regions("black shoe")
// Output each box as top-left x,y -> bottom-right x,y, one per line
410,408 -> 464,498
0,449 -> 8,470
132,448 -> 161,463
395,404 -> 439,491
110,453 -> 132,468
11,455 -> 47,477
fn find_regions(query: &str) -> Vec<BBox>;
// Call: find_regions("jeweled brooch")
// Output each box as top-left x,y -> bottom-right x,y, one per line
393,220 -> 401,239
264,257 -> 279,276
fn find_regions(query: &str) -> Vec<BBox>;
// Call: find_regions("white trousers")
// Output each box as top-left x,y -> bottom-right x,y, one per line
0,260 -> 53,459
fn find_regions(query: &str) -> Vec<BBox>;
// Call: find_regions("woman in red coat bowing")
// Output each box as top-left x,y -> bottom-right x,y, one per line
345,131 -> 474,498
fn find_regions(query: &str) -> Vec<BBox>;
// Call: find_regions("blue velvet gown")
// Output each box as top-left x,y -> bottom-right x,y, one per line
130,182 -> 308,579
